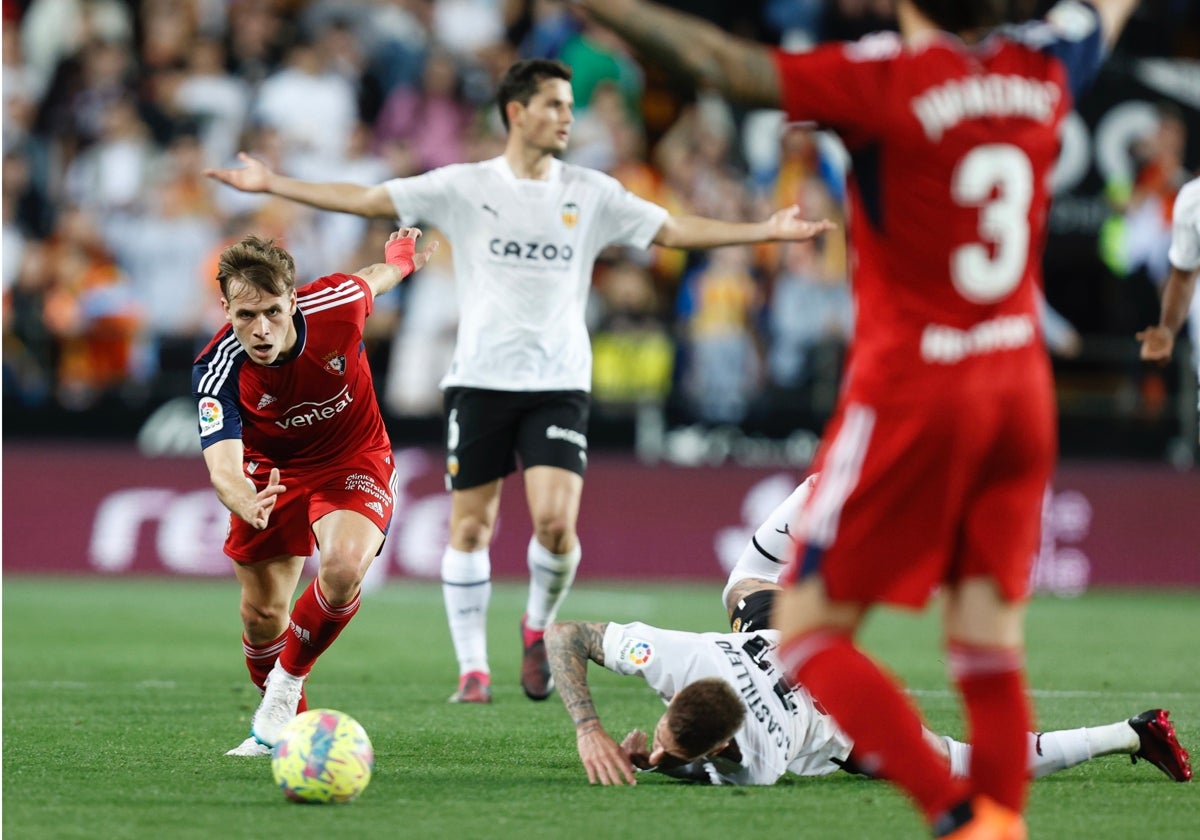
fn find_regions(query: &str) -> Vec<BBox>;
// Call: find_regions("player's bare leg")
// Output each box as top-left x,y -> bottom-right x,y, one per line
227,554 -> 305,755
774,578 -> 972,831
444,480 -> 502,702
519,466 -> 583,700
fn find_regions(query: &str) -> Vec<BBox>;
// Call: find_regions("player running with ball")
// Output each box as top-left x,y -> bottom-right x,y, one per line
194,228 -> 436,756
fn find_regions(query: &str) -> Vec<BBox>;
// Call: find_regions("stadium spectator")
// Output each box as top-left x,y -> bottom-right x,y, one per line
193,227 -> 437,756
575,0 -> 1141,835
40,208 -> 146,409
589,259 -> 674,411
373,47 -> 474,174
204,57 -> 835,706
252,36 -> 360,164
674,244 -> 764,425
172,36 -> 252,168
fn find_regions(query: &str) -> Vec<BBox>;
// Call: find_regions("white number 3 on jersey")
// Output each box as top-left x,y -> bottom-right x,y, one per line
950,144 -> 1034,304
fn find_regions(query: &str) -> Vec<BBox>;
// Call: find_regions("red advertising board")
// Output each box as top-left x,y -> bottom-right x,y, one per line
3,444 -> 1197,592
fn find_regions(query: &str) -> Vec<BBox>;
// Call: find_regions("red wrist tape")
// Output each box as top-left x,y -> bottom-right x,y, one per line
385,236 -> 416,275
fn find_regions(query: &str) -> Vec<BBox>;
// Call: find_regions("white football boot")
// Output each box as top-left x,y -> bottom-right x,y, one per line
250,662 -> 306,748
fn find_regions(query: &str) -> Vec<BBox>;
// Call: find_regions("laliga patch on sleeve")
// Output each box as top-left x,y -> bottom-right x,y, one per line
198,397 -> 224,436
618,638 -> 654,669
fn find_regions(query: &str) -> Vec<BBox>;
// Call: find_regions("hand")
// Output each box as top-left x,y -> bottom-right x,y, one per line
765,205 -> 838,241
386,227 -> 439,276
576,725 -> 637,786
204,152 -> 273,193
1136,325 -> 1175,364
244,468 -> 286,530
620,728 -> 653,770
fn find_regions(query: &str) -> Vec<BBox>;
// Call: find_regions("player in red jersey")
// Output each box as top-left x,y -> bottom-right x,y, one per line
575,0 -> 1139,836
193,227 -> 437,756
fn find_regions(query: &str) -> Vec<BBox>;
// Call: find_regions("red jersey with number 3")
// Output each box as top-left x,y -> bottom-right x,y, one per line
774,3 -> 1105,394
772,3 -> 1108,604
192,273 -> 392,471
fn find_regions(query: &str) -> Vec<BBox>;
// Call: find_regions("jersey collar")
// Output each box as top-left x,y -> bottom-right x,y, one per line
268,307 -> 307,367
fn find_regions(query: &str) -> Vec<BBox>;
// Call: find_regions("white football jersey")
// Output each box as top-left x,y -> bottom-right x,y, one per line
384,156 -> 669,392
602,621 -> 852,785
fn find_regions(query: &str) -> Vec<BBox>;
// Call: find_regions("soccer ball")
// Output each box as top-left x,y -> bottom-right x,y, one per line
270,709 -> 374,804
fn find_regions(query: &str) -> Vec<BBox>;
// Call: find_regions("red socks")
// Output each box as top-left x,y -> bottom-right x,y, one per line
778,629 -> 967,821
277,580 -> 361,678
242,630 -> 307,712
948,640 -> 1030,813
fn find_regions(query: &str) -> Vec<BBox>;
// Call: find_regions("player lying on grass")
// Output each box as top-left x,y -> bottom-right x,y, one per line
545,475 -> 1192,786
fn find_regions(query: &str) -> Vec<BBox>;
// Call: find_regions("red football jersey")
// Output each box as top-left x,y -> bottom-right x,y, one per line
193,273 -> 391,472
774,8 -> 1105,395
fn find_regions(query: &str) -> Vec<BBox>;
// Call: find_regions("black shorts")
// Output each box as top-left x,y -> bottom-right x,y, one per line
442,387 -> 590,490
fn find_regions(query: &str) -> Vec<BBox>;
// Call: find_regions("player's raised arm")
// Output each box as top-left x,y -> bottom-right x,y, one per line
204,152 -> 396,218
201,439 -> 286,530
355,228 -> 440,299
653,205 -> 836,250
545,621 -> 637,786
573,0 -> 781,107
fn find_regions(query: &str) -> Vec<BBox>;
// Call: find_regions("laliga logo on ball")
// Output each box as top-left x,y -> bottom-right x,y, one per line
271,709 -> 374,804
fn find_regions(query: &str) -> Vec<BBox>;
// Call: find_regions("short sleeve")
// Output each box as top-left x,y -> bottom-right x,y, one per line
772,37 -> 899,139
191,338 -> 244,448
602,622 -> 701,699
592,175 -> 669,251
383,168 -> 453,228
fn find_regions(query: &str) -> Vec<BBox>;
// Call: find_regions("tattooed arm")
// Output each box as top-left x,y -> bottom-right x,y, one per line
573,0 -> 781,108
545,621 -> 638,786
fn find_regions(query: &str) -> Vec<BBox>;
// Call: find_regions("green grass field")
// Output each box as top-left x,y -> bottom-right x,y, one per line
3,578 -> 1196,839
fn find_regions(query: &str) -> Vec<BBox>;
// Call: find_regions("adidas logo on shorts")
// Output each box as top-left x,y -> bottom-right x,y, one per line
366,501 -> 383,515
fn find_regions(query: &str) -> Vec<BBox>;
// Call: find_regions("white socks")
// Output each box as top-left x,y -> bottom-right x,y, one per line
943,721 -> 1139,779
441,547 -> 492,675
524,538 -> 581,631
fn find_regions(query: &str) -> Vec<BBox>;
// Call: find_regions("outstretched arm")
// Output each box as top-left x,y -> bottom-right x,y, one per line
654,205 -> 836,250
205,152 -> 396,218
1138,266 -> 1198,364
355,228 -> 440,299
545,621 -> 637,786
574,0 -> 782,107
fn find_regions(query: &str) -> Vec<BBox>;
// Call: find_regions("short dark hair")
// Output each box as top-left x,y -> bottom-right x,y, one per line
496,58 -> 573,131
668,677 -> 745,759
216,235 -> 296,300
910,0 -> 1008,32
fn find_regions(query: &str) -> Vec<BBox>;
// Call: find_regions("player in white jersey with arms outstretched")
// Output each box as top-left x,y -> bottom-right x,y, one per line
207,58 -> 834,703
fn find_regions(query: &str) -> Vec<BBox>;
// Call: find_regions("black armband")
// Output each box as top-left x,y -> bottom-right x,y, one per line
729,589 -> 778,633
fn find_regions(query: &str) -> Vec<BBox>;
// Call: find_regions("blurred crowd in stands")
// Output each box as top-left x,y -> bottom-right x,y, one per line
3,0 -> 1199,448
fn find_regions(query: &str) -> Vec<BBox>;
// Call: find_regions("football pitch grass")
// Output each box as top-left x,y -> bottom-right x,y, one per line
3,578 -> 1196,839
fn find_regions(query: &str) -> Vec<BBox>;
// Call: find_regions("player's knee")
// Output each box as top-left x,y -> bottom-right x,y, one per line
531,514 -> 573,552
317,552 -> 368,601
240,601 -> 288,639
450,516 -> 492,551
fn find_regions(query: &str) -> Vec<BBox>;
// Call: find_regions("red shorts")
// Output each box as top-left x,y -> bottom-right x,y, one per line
782,368 -> 1055,607
224,448 -> 397,564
